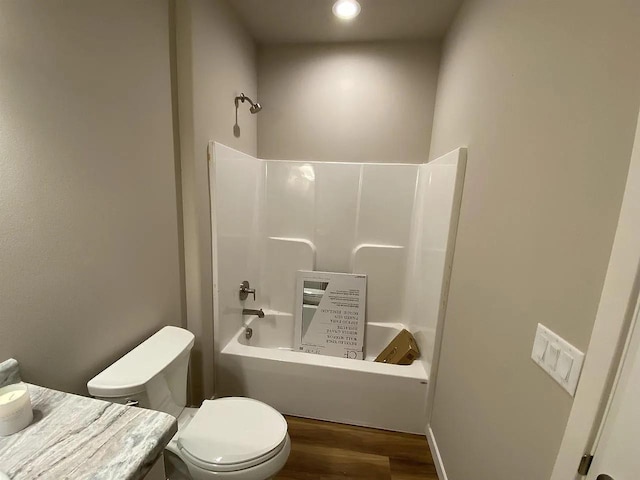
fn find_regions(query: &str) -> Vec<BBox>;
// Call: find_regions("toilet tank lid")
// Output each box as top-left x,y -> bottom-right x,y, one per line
87,326 -> 195,398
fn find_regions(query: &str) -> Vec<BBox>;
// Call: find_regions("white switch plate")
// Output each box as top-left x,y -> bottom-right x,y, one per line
531,323 -> 585,396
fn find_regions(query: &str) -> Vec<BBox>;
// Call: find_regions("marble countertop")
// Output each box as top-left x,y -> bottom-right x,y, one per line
0,360 -> 177,480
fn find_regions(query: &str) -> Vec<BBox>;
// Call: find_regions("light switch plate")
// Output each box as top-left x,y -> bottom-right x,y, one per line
531,323 -> 585,396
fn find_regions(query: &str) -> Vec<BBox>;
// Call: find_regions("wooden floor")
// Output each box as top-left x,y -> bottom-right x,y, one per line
276,416 -> 439,480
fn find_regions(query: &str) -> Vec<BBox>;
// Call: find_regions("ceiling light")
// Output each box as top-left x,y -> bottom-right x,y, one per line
332,0 -> 361,20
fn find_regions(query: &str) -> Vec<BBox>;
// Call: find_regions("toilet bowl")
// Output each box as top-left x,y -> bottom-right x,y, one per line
166,398 -> 290,480
87,327 -> 290,480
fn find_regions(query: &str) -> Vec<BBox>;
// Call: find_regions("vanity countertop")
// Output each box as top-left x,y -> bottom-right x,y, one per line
0,361 -> 177,480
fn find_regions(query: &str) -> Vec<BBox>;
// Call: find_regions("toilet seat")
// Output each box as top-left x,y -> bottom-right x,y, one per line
177,397 -> 288,473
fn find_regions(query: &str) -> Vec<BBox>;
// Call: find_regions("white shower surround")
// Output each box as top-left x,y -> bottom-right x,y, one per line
209,143 -> 465,433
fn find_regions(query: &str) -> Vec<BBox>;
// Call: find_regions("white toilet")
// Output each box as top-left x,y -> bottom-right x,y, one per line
87,326 -> 290,480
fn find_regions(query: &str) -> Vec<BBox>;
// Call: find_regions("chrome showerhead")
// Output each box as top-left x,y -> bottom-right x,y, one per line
235,93 -> 262,114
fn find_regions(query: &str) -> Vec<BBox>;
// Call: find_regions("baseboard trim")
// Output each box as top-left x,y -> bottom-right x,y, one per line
426,425 -> 449,480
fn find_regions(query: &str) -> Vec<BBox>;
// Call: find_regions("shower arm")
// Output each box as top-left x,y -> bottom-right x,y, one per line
235,93 -> 256,108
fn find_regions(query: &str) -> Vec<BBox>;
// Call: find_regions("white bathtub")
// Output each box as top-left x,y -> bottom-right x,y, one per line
218,311 -> 429,433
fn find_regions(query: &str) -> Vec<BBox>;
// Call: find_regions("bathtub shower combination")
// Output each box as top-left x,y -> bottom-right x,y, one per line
209,143 -> 466,433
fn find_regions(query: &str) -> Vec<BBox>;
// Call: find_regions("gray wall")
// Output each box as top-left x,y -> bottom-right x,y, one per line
427,1 -> 640,479
0,0 -> 183,394
257,41 -> 440,163
176,0 -> 257,400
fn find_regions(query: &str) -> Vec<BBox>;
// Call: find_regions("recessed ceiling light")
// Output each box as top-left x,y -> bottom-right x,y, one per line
332,0 -> 361,20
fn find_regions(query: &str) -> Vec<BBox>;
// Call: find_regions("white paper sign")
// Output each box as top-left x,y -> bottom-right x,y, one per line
294,271 -> 367,359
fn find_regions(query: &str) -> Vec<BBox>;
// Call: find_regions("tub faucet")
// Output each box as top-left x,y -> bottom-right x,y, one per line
242,308 -> 264,318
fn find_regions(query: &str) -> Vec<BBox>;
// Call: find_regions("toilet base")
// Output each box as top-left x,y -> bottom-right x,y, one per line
165,448 -> 192,480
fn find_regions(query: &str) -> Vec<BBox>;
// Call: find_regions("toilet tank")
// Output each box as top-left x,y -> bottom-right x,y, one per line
87,326 -> 195,418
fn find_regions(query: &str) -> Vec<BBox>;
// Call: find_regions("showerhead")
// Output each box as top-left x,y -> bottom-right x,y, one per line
235,93 -> 262,114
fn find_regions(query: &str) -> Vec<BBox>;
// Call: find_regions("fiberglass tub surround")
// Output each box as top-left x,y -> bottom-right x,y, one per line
210,143 -> 466,433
